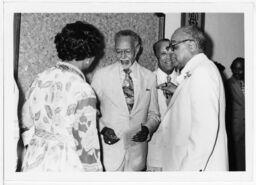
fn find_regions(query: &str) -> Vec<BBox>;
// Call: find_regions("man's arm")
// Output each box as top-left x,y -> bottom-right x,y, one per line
132,74 -> 160,142
181,68 -> 220,171
91,71 -> 104,132
91,70 -> 120,144
144,74 -> 160,138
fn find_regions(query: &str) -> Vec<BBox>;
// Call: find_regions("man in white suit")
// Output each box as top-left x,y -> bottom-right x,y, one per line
147,39 -> 179,171
161,26 -> 228,171
91,30 -> 160,171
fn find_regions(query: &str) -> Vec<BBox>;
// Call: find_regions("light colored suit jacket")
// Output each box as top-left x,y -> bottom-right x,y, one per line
161,53 -> 228,171
147,68 -> 178,168
91,61 -> 160,171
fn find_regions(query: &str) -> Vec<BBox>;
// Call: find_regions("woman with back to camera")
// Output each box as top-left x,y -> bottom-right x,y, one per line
21,21 -> 104,172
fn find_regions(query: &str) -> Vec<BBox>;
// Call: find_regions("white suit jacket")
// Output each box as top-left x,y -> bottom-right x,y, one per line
91,61 -> 160,171
147,68 -> 178,168
161,53 -> 228,171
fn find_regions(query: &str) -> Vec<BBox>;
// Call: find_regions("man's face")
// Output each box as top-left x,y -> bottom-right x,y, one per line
170,31 -> 193,70
156,41 -> 175,74
115,36 -> 138,69
232,61 -> 244,81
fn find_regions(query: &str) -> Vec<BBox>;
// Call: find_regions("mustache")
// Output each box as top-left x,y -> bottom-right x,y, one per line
120,60 -> 131,64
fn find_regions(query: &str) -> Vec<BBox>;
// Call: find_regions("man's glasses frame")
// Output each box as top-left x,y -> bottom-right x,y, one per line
167,39 -> 194,51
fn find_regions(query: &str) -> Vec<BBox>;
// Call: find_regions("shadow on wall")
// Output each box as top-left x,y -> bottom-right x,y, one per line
204,30 -> 228,81
204,31 -> 213,61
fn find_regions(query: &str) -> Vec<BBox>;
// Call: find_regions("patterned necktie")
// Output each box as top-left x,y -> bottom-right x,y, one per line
163,75 -> 171,99
122,68 -> 134,112
167,75 -> 172,84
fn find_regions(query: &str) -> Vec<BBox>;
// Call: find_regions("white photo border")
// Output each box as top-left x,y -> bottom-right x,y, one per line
1,0 -> 255,185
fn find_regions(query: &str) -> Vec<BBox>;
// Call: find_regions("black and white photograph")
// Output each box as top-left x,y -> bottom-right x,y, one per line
1,0 -> 255,185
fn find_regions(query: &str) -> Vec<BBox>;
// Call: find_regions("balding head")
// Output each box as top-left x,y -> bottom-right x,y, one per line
170,25 -> 206,69
171,25 -> 206,53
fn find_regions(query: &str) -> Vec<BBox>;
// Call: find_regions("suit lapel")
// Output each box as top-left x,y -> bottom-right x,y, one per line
162,78 -> 188,119
130,62 -> 140,114
162,54 -> 206,119
155,69 -> 168,115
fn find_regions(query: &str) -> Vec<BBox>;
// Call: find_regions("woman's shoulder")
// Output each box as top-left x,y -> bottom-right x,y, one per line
66,76 -> 95,96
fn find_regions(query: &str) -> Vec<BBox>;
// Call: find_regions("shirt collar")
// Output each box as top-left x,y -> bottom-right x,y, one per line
157,67 -> 179,85
56,61 -> 85,81
119,61 -> 137,74
157,68 -> 168,77
157,67 -> 177,78
180,53 -> 205,76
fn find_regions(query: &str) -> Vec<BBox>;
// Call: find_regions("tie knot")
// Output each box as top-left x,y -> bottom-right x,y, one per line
123,68 -> 131,75
167,75 -> 172,83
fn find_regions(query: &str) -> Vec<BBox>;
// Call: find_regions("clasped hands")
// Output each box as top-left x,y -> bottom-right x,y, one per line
101,125 -> 149,145
157,81 -> 177,96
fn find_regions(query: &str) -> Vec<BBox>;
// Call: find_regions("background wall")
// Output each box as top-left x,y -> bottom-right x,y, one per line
165,13 -> 244,79
18,13 -> 244,94
18,13 -> 160,94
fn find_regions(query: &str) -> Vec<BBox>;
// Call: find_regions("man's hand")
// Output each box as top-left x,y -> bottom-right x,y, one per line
157,82 -> 177,95
132,125 -> 149,142
101,127 -> 120,145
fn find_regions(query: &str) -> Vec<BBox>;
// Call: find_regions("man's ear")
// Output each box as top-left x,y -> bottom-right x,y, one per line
188,41 -> 197,53
135,44 -> 141,56
88,56 -> 95,63
83,56 -> 95,66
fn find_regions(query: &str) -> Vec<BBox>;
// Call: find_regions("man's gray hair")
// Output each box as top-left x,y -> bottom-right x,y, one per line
180,25 -> 206,52
114,29 -> 142,46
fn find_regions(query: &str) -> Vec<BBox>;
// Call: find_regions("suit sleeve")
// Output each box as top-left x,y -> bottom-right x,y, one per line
144,74 -> 160,138
91,71 -> 105,132
180,68 -> 220,171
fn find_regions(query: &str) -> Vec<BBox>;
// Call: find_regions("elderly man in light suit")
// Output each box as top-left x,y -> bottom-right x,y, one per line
147,39 -> 179,171
161,26 -> 228,171
91,30 -> 160,171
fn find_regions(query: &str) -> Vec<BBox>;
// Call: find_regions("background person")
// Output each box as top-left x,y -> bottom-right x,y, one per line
226,57 -> 245,171
147,38 -> 178,171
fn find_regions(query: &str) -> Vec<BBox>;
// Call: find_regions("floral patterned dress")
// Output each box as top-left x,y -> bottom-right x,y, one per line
21,62 -> 102,172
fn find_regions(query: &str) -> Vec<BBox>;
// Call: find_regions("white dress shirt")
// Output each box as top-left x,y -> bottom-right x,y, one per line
147,68 -> 179,169
155,68 -> 179,118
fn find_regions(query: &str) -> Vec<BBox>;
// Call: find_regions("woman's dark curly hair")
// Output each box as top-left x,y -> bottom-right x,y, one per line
54,21 -> 104,61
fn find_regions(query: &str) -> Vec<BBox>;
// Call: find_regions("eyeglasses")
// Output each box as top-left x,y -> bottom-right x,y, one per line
115,49 -> 132,56
167,39 -> 194,51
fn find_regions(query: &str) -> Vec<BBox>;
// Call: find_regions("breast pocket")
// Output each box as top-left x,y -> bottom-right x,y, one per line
142,88 -> 151,104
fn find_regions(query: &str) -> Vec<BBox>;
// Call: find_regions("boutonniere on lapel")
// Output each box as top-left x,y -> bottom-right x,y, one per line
176,71 -> 192,85
184,71 -> 192,79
